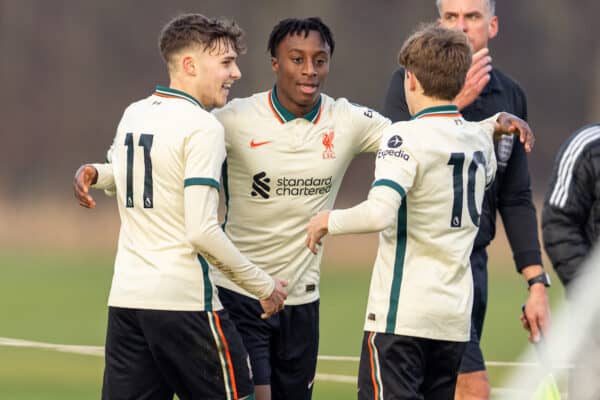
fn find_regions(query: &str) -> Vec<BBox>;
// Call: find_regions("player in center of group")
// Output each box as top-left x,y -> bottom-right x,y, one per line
306,24 -> 498,399
212,17 -> 534,400
212,17 -> 389,400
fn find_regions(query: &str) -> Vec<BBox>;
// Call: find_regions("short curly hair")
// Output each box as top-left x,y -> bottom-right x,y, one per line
158,14 -> 246,64
267,17 -> 334,57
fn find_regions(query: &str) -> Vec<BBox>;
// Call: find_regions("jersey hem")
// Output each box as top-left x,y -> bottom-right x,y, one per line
214,280 -> 320,305
363,325 -> 469,342
107,300 -> 223,312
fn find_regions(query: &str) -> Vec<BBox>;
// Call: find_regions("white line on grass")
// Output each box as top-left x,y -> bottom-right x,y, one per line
0,337 -> 103,356
0,336 -> 572,376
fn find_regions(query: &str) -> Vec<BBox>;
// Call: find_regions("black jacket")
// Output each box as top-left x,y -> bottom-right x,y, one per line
542,124 -> 600,287
383,67 -> 542,271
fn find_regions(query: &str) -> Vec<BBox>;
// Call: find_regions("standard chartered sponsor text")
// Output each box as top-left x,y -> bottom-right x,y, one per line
276,176 -> 332,196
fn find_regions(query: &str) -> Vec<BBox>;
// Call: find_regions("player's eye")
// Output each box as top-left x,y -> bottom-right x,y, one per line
292,57 -> 303,64
316,58 -> 327,66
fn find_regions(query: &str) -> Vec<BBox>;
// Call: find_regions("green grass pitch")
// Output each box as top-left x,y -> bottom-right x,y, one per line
0,250 -> 564,399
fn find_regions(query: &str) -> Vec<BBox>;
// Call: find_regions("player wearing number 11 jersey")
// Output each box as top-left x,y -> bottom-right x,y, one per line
307,25 -> 497,399
72,14 -> 286,399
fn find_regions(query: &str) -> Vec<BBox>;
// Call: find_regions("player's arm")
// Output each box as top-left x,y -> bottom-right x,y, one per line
306,185 -> 402,254
490,105 -> 548,343
73,162 -> 116,208
344,99 -> 391,154
495,112 -> 535,152
73,134 -> 118,208
74,164 -> 99,208
477,112 -> 535,153
184,184 -> 287,318
307,126 -> 417,253
184,122 -> 286,317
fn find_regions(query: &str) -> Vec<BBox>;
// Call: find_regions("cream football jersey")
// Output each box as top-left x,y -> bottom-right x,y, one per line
362,105 -> 497,341
96,86 -> 228,311
212,88 -> 390,304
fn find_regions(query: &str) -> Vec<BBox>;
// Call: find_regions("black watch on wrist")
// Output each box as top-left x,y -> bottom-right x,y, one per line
527,272 -> 551,289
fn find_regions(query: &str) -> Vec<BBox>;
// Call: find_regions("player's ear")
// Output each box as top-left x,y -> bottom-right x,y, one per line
271,57 -> 279,73
182,55 -> 196,76
405,70 -> 417,92
488,15 -> 498,39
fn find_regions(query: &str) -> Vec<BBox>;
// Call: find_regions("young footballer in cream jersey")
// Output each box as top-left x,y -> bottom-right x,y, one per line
210,18 -> 388,400
211,18 -> 533,400
73,14 -> 286,399
306,25 -> 500,399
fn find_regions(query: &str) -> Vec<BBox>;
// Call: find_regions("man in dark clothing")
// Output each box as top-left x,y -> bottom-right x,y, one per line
382,1 -> 551,399
542,123 -> 600,290
542,123 -> 600,400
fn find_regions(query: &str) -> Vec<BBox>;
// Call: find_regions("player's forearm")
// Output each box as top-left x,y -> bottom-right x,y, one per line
184,186 -> 275,299
500,204 -> 542,270
329,186 -> 400,235
193,224 -> 276,299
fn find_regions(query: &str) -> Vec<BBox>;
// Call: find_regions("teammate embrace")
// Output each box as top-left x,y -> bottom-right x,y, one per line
74,9 -> 541,400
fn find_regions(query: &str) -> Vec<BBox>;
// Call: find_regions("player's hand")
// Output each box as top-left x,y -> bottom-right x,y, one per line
495,112 -> 535,152
453,48 -> 492,110
73,164 -> 99,208
305,210 -> 330,255
259,278 -> 288,319
521,285 -> 551,343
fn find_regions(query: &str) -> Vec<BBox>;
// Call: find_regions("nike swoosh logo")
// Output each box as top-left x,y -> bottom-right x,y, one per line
250,139 -> 272,148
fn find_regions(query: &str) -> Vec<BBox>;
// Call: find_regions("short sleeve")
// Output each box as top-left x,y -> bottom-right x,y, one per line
345,100 -> 391,154
476,118 -> 498,189
372,124 -> 418,196
183,120 -> 226,191
485,142 -> 497,189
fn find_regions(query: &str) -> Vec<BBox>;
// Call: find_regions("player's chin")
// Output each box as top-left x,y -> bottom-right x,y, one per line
294,92 -> 320,108
214,94 -> 228,108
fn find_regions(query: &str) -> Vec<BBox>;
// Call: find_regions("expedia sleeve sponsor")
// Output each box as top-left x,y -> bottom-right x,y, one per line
377,148 -> 410,161
276,176 -> 333,196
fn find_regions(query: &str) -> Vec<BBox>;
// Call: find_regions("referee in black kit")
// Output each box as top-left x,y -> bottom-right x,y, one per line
381,1 -> 551,398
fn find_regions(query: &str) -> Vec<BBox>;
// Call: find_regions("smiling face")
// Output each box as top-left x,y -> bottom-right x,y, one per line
438,0 -> 498,52
271,30 -> 330,116
188,39 -> 241,109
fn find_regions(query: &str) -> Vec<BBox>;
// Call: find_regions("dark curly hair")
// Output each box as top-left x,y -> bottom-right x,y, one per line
267,17 -> 335,57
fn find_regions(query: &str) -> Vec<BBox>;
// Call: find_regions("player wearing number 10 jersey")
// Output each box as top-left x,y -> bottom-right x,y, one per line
307,25 -> 498,399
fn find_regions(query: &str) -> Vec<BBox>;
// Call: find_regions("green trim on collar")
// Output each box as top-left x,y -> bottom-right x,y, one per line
411,104 -> 459,120
270,86 -> 322,123
155,85 -> 204,109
